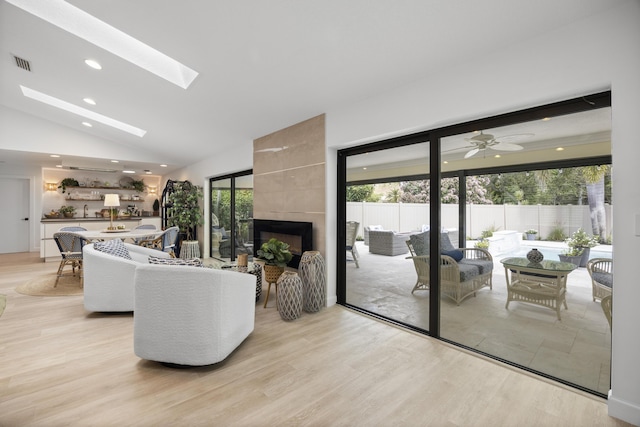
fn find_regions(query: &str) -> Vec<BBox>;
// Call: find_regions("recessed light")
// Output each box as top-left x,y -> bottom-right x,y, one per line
6,0 -> 198,89
145,171 -> 152,175
542,117 -> 551,121
443,161 -> 448,164
160,164 -> 167,168
84,59 -> 102,70
50,154 -> 60,158
556,147 -> 565,151
56,164 -> 63,168
20,86 -> 146,137
111,160 -> 119,163
82,121 -> 92,127
123,169 -> 136,174
83,97 -> 96,105
494,154 -> 501,158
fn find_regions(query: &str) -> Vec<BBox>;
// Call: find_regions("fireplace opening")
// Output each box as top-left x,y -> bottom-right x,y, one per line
253,219 -> 312,269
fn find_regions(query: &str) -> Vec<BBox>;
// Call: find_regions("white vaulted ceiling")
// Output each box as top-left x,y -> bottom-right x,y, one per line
0,0 -> 622,173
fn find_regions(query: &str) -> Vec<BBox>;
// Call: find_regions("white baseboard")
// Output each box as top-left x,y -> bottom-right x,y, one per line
608,390 -> 640,426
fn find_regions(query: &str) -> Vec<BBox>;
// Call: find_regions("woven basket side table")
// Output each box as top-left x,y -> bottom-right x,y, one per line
299,251 -> 326,313
277,271 -> 303,321
221,262 -> 262,302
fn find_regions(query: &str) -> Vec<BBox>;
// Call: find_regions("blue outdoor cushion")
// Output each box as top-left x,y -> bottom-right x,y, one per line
442,249 -> 463,262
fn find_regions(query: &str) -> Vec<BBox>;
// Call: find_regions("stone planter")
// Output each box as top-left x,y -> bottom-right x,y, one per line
577,247 -> 591,268
559,254 -> 582,267
525,233 -> 537,241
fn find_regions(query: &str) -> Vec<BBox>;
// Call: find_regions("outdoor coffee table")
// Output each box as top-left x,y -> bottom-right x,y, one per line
221,262 -> 262,302
500,257 -> 577,320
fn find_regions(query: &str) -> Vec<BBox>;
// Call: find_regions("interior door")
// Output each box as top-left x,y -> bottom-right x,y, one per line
0,177 -> 30,253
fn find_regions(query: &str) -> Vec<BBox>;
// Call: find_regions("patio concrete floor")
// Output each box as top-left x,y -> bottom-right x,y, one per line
345,240 -> 612,396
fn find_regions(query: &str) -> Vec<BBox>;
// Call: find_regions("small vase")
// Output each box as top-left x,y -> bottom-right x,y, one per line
526,248 -> 544,263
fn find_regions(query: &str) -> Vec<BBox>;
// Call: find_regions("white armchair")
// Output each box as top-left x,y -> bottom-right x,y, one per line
83,242 -> 172,312
133,264 -> 256,366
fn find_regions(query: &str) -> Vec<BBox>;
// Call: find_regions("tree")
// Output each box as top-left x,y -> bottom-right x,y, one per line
347,184 -> 380,202
582,165 -> 609,242
399,177 -> 492,204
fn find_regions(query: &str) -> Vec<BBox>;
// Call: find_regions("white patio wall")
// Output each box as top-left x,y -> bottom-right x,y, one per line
347,202 -> 611,239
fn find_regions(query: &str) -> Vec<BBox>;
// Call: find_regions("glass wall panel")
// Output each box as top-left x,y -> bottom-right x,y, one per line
211,177 -> 231,260
345,142 -> 430,331
439,108 -> 612,395
209,172 -> 253,261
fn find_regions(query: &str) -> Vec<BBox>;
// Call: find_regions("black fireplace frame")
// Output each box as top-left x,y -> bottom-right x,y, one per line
253,219 -> 313,269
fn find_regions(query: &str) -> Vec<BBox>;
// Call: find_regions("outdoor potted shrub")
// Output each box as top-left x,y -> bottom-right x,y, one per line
566,228 -> 599,267
59,205 -> 76,218
558,246 -> 584,267
256,238 -> 293,285
474,239 -> 490,250
524,229 -> 538,240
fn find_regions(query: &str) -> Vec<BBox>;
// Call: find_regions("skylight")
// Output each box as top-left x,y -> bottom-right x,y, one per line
6,0 -> 198,89
21,86 -> 147,137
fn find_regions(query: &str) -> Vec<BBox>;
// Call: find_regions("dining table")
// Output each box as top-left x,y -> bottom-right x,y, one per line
74,228 -> 164,243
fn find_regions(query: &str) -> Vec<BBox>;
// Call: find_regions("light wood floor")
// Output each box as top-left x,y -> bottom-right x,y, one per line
0,252 -> 630,426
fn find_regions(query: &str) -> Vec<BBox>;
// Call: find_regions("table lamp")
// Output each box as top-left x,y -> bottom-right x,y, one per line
104,194 -> 120,230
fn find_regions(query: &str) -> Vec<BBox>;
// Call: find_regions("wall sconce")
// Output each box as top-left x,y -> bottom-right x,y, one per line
45,182 -> 57,191
148,186 -> 157,194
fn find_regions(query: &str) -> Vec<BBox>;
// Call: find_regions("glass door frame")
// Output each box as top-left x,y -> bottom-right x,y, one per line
209,169 -> 253,261
337,91 -> 611,396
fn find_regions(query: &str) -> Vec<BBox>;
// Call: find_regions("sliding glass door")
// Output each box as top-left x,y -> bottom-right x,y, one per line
337,93 -> 612,396
209,171 -> 253,262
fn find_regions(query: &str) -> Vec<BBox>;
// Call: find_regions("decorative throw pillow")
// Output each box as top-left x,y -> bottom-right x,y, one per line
93,239 -> 132,260
441,249 -> 464,262
148,256 -> 204,267
409,231 -> 429,256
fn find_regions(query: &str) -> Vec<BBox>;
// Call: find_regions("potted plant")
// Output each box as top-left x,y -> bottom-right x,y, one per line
131,179 -> 145,193
524,229 -> 538,240
167,181 -> 204,251
152,199 -> 160,216
558,246 -> 584,267
256,238 -> 293,285
566,228 -> 599,267
474,239 -> 490,250
59,205 -> 76,218
58,178 -> 79,194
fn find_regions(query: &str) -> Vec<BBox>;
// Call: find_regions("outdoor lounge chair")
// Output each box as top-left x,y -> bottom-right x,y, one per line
587,258 -> 613,302
406,230 -> 493,305
346,221 -> 360,267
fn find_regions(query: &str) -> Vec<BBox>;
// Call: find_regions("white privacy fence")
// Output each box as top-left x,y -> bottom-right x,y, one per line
347,202 -> 612,240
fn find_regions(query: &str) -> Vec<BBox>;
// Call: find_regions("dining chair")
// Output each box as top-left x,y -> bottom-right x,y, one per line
53,232 -> 87,287
346,221 -> 360,268
137,226 -> 180,257
132,224 -> 157,244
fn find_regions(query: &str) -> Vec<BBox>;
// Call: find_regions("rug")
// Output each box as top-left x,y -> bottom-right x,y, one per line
15,274 -> 83,297
0,295 -> 5,317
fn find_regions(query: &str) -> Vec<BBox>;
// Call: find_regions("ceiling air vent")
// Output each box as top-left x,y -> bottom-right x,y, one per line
13,55 -> 31,72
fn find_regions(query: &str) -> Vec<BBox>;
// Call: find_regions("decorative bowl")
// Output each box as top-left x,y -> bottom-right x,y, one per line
44,213 -> 60,219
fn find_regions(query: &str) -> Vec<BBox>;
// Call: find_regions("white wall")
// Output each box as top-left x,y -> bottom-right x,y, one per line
325,2 -> 640,424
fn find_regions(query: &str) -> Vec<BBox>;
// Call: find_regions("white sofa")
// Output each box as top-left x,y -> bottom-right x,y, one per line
83,242 -> 172,312
133,264 -> 256,366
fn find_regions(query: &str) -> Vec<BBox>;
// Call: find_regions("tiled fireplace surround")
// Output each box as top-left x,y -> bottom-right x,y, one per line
253,114 -> 326,259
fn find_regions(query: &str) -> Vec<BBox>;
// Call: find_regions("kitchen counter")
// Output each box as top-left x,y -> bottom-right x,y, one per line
41,217 -> 153,223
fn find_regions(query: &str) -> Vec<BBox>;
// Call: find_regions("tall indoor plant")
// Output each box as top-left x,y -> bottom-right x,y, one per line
167,181 -> 203,242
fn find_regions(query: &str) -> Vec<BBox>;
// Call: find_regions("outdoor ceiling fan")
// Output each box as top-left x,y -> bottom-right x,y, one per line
453,131 -> 533,159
